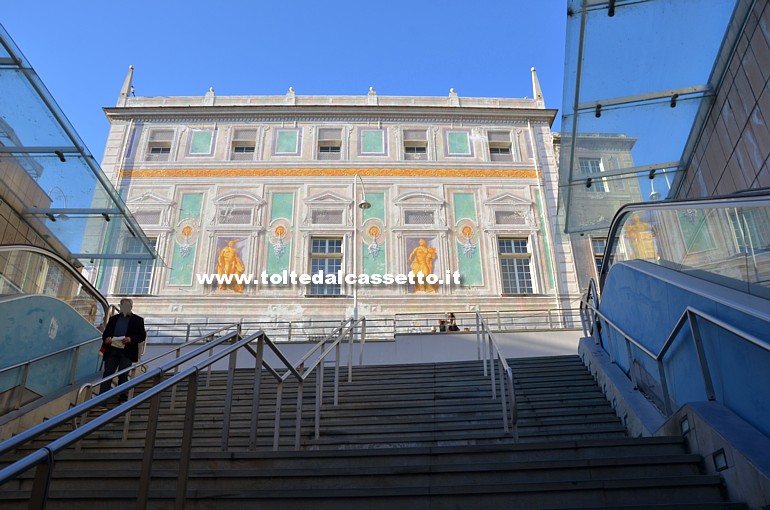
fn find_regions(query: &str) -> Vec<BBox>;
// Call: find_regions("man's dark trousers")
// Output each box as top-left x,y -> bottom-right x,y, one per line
100,350 -> 133,401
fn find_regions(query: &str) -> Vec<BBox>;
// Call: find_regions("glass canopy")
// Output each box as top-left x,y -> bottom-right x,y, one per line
559,0 -> 753,233
0,24 -> 158,265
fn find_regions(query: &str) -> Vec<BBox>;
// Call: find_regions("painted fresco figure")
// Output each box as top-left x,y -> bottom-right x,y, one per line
408,239 -> 438,293
624,213 -> 658,260
217,240 -> 246,293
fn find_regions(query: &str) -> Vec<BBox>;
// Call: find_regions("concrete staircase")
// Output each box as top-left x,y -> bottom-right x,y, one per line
0,355 -> 744,509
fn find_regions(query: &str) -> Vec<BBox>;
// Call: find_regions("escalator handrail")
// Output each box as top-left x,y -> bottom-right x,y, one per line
0,244 -> 109,324
598,192 -> 770,291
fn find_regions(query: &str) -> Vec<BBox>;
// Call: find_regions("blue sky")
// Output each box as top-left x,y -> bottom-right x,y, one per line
3,1 -> 568,163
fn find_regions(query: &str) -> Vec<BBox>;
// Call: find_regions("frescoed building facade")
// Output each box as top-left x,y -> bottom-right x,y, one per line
95,68 -> 581,322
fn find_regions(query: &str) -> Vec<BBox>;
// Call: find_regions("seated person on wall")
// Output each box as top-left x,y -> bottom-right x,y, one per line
99,298 -> 146,404
438,320 -> 447,332
447,313 -> 460,332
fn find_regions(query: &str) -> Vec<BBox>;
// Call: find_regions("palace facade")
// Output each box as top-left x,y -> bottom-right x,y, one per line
95,68 -> 581,322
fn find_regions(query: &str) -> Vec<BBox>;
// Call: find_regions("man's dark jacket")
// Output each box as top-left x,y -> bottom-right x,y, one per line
101,313 -> 146,362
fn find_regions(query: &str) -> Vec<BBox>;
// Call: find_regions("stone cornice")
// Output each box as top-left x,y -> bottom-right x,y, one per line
104,105 -> 558,126
118,167 -> 540,179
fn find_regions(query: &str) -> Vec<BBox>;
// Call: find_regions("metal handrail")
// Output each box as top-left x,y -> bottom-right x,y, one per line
0,336 -> 102,412
396,307 -> 582,334
580,280 -> 770,415
75,323 -> 239,405
475,311 -> 518,440
0,329 -> 241,459
0,244 -> 110,325
0,330 -> 259,510
250,318 -> 364,450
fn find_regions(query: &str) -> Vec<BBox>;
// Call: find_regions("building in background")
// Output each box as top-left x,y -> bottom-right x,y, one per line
98,69 -> 581,322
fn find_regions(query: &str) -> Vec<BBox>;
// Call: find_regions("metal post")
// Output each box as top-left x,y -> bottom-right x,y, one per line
625,338 -> 637,388
185,323 -> 191,344
28,450 -> 54,510
315,362 -> 323,440
273,383 -> 284,451
176,371 -> 199,510
507,367 -> 518,441
170,347 -> 181,410
499,363 -> 509,432
476,312 -> 481,362
206,344 -> 214,389
220,348 -> 238,451
15,363 -> 30,410
137,374 -> 162,510
496,311 -> 501,331
657,359 -> 673,416
287,321 -> 292,342
347,323 -> 354,383
358,317 -> 367,366
294,380 -> 304,450
69,345 -> 81,385
249,335 -> 265,451
334,342 -> 340,406
688,311 -> 716,401
489,337 -> 497,400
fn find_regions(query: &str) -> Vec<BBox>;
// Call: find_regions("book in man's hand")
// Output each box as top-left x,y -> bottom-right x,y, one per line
110,337 -> 126,349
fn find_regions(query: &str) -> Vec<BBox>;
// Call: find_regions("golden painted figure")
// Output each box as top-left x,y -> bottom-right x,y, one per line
408,239 -> 438,293
624,213 -> 658,260
216,240 -> 246,293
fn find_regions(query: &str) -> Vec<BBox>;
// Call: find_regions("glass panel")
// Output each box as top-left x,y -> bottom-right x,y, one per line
0,69 -> 72,147
603,201 -> 770,299
0,247 -> 107,324
575,0 -> 737,103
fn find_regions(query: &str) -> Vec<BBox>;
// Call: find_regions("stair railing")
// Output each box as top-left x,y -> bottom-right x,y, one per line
73,323 -> 241,435
475,311 -> 518,440
580,280 -> 770,416
0,326 -> 258,510
243,318 -> 363,451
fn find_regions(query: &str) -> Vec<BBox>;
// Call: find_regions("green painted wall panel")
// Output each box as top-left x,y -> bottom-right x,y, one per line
361,130 -> 384,153
456,242 -> 483,286
362,193 -> 385,222
276,130 -> 299,153
169,242 -> 197,286
448,132 -> 470,155
362,241 -> 386,276
179,193 -> 203,221
270,193 -> 294,221
266,241 -> 291,275
191,131 -> 213,154
453,193 -> 477,222
535,190 -> 555,290
170,193 -> 204,286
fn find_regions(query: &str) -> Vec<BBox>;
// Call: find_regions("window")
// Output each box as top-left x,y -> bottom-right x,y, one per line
231,128 -> 257,160
403,129 -> 428,160
317,128 -> 342,160
117,238 -> 156,295
146,130 -> 174,161
404,210 -> 435,225
488,131 -> 513,161
309,238 -> 343,295
190,130 -> 214,155
311,209 -> 344,225
360,129 -> 386,155
498,238 -> 534,294
580,158 -> 607,193
446,131 -> 472,156
591,238 -> 607,275
275,129 -> 301,155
